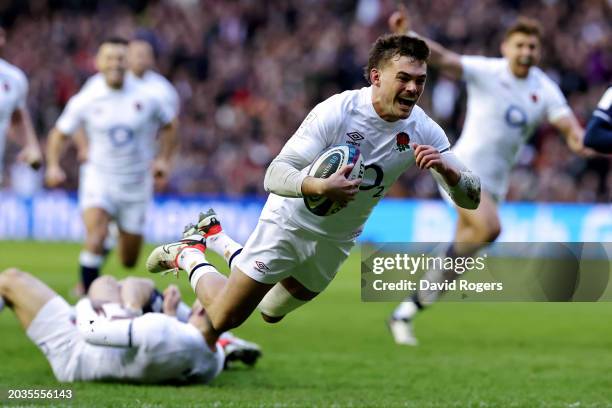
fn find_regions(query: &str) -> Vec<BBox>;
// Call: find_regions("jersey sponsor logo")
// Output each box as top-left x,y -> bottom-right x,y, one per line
254,261 -> 270,273
504,105 -> 527,128
531,93 -> 538,103
108,125 -> 135,147
394,132 -> 410,152
346,131 -> 364,146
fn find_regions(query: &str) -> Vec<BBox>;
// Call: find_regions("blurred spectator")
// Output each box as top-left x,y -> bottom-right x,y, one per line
1,0 -> 609,202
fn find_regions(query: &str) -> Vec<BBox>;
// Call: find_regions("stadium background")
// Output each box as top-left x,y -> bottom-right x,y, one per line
0,1 -> 611,407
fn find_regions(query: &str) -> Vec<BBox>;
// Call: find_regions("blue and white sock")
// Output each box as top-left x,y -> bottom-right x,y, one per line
0,296 -> 5,313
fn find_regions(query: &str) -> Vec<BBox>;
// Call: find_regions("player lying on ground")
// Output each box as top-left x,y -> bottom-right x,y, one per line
386,8 -> 605,345
45,37 -> 178,295
145,34 -> 480,339
0,269 -> 260,383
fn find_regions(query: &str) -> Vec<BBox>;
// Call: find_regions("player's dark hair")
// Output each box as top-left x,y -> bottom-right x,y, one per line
99,36 -> 129,47
504,17 -> 542,40
364,34 -> 430,84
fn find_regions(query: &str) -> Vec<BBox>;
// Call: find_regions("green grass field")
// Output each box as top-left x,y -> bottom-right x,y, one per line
1,241 -> 611,407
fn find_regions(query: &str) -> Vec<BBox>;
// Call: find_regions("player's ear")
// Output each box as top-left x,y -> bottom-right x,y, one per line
370,68 -> 381,86
500,40 -> 508,58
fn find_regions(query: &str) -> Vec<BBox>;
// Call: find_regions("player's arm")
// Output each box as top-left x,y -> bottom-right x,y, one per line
265,150 -> 360,202
78,316 -> 140,348
550,113 -> 595,157
44,127 -> 70,187
412,143 -> 480,209
11,107 -> 42,169
388,6 -> 463,79
264,101 -> 360,202
152,117 -> 178,186
46,94 -> 83,187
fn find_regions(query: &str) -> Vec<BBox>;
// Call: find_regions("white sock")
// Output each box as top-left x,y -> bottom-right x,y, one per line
188,263 -> 222,292
177,247 -> 207,272
205,232 -> 243,267
176,248 -> 223,292
393,301 -> 418,320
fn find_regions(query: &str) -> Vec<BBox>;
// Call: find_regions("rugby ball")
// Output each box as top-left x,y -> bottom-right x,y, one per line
304,144 -> 364,216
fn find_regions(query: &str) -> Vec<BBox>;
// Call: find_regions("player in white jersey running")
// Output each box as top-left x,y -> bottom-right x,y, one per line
0,268 -> 261,383
0,26 -> 42,184
145,35 -> 481,337
45,38 -> 177,294
70,38 -> 181,272
387,10 -> 592,345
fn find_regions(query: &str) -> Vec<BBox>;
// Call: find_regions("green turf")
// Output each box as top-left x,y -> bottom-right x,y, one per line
0,241 -> 611,407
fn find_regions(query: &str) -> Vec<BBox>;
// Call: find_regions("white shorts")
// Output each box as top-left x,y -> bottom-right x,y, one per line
26,297 -> 85,382
79,165 -> 152,234
234,218 -> 354,293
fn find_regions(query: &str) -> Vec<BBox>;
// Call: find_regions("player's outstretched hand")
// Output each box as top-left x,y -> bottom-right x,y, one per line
152,158 -> 170,190
388,4 -> 410,34
322,164 -> 362,206
412,143 -> 460,185
45,165 -> 66,188
162,284 -> 181,316
17,145 -> 43,170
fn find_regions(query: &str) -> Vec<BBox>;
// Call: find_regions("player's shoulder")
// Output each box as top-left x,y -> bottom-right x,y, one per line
142,70 -> 173,87
529,67 -> 565,96
409,106 -> 448,144
318,86 -> 370,116
69,74 -> 105,105
461,55 -> 505,72
0,58 -> 28,85
409,105 -> 439,128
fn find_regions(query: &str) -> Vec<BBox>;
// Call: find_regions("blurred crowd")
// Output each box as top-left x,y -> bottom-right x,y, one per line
1,0 -> 610,202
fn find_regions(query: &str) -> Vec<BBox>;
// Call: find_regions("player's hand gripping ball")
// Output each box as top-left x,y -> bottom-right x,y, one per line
304,144 -> 364,216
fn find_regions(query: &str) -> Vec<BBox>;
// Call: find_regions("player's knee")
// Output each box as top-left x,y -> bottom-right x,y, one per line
0,268 -> 26,294
485,220 -> 502,242
261,312 -> 285,324
120,258 -> 138,269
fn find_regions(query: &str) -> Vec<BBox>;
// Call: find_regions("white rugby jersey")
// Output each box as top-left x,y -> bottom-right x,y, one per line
129,70 -> 180,117
262,86 -> 451,241
0,58 -> 28,182
56,74 -> 175,184
74,301 -> 222,384
453,56 -> 571,198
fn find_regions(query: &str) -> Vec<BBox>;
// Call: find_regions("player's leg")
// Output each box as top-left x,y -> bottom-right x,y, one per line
193,265 -> 273,334
0,268 -> 86,382
115,200 -> 147,268
80,207 -> 112,292
454,190 -> 501,246
389,192 -> 501,345
259,277 -> 319,323
258,233 -> 351,323
185,209 -> 243,269
116,230 -> 143,268
147,217 -> 305,333
0,268 -> 56,329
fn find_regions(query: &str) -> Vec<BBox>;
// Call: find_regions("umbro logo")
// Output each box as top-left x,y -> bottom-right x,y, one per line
255,261 -> 270,273
346,131 -> 365,146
